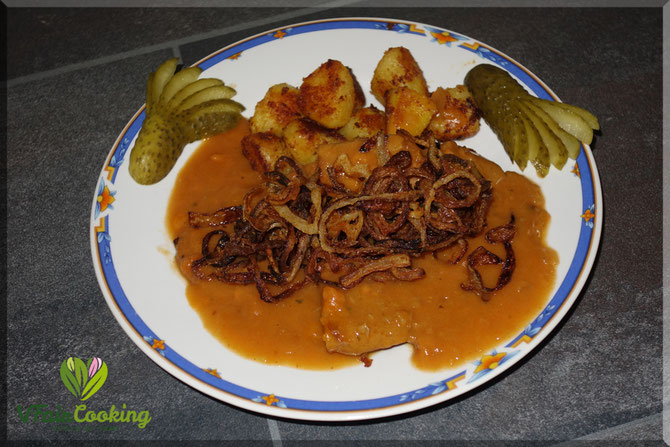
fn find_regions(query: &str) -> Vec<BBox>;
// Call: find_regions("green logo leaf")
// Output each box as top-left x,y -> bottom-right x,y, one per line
81,361 -> 108,401
60,356 -> 108,400
60,358 -> 80,399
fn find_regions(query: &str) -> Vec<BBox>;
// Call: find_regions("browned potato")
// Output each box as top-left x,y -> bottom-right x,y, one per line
298,60 -> 360,129
385,87 -> 437,137
241,132 -> 290,173
371,47 -> 429,105
283,118 -> 345,165
428,85 -> 481,141
339,106 -> 385,140
249,83 -> 301,136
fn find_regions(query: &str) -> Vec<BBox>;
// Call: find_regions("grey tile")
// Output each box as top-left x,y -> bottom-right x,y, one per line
6,51 -> 270,441
6,7 -> 295,80
572,413 -> 663,441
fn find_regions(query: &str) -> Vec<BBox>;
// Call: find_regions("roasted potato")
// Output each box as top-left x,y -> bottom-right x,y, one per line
249,83 -> 301,136
428,85 -> 480,142
385,87 -> 437,137
283,118 -> 345,165
241,132 -> 291,173
371,47 -> 429,105
339,106 -> 386,140
298,60 -> 362,129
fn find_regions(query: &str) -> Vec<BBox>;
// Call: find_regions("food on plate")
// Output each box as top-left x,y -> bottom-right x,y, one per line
339,106 -> 385,140
128,58 -> 245,185
370,46 -> 430,104
282,118 -> 344,164
428,86 -> 481,142
249,83 -> 301,136
185,136 -> 498,302
165,47 -> 559,370
384,86 -> 438,136
298,59 -> 365,129
465,64 -> 599,176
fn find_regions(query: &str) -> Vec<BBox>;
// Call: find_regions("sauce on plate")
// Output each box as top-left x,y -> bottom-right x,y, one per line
166,119 -> 558,371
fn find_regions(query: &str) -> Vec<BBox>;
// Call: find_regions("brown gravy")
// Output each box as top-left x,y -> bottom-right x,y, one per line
166,119 -> 558,371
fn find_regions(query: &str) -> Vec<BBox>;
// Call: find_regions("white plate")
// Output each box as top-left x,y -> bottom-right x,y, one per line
90,18 -> 602,421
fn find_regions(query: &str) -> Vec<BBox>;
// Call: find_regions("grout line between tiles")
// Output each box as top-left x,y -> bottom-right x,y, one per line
267,418 -> 283,447
6,0 -> 364,88
551,412 -> 662,445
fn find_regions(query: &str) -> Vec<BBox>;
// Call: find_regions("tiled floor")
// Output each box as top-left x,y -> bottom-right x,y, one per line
6,4 -> 665,444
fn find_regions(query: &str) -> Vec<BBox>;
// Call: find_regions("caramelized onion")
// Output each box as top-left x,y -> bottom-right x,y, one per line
339,254 -> 412,288
189,135 -> 511,302
188,206 -> 242,228
461,216 -> 516,301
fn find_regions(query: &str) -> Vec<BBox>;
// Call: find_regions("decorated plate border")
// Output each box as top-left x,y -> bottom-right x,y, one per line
90,18 -> 602,420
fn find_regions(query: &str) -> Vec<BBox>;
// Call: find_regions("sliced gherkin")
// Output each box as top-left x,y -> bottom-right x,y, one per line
516,100 -> 568,170
173,85 -> 238,114
128,114 -> 186,185
159,66 -> 203,107
510,105 -> 529,171
530,97 -> 594,145
178,99 -> 245,141
146,58 -> 179,113
166,78 -> 223,112
524,100 -> 580,159
465,63 -> 597,175
128,59 -> 244,185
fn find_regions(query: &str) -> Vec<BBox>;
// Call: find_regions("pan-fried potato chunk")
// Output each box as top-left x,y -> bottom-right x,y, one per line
428,85 -> 481,141
241,132 -> 290,173
249,83 -> 301,136
298,60 -> 362,129
283,118 -> 345,165
385,87 -> 437,137
371,47 -> 429,105
339,106 -> 385,140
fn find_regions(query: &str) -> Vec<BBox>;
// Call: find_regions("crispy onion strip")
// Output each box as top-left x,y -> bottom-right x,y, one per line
461,216 -> 516,301
339,254 -> 412,289
427,170 -> 482,210
318,191 -> 422,254
272,184 -> 322,235
373,131 -> 389,166
249,257 -> 312,303
189,138 -> 502,302
265,156 -> 304,205
188,206 -> 242,228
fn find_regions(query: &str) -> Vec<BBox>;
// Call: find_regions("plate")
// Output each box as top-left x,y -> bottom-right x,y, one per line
90,18 -> 602,421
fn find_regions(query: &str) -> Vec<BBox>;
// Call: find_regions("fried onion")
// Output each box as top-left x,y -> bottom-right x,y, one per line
187,135 -> 511,302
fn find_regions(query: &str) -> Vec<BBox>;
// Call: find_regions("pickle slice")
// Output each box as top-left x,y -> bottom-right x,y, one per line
531,97 -> 599,130
524,100 -> 580,159
128,113 -> 186,185
166,78 -> 224,112
509,105 -> 529,171
146,58 -> 179,114
174,85 -> 238,114
178,99 -> 245,141
519,113 -> 549,177
516,100 -> 567,169
128,58 -> 245,185
530,97 -> 594,145
159,66 -> 203,107
465,63 -> 598,174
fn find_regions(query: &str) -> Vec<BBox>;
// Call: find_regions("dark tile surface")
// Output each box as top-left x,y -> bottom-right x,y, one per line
7,7 -> 296,80
6,51 -> 270,441
6,5 -> 664,443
